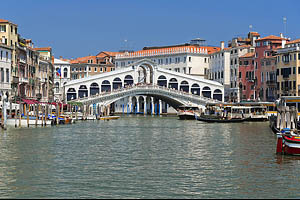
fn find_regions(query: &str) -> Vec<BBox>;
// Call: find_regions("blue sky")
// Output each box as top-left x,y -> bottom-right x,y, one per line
1,0 -> 300,59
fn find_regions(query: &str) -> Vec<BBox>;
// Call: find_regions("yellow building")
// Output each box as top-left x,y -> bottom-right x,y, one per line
0,19 -> 18,97
276,39 -> 300,97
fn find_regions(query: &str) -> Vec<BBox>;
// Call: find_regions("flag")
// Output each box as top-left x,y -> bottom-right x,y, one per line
56,68 -> 61,77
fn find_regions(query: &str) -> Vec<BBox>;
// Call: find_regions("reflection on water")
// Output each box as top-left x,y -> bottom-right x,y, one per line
0,116 -> 299,198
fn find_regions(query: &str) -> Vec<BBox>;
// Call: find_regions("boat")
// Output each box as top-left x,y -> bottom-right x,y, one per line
6,118 -> 52,127
195,114 -> 247,123
276,128 -> 300,155
99,116 -> 120,120
177,105 -> 201,120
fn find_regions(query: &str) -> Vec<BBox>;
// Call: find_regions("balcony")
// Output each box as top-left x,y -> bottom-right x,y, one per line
19,77 -> 29,84
12,76 -> 19,84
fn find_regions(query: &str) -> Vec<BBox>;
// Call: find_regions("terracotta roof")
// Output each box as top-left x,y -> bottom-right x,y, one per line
96,51 -> 121,58
256,35 -> 288,41
34,47 -> 52,51
70,55 -> 96,64
287,39 -> 300,44
249,32 -> 260,36
240,52 -> 255,58
0,19 -> 9,23
118,45 -> 220,57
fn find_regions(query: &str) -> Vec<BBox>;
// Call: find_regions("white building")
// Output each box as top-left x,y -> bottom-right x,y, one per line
113,42 -> 221,114
116,43 -> 220,78
209,41 -> 231,101
54,58 -> 71,102
0,43 -> 12,97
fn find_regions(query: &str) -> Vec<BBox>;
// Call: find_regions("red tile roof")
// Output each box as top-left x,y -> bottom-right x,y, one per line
34,47 -> 52,51
287,39 -> 300,44
70,56 -> 96,64
0,19 -> 9,23
256,35 -> 288,41
240,52 -> 255,58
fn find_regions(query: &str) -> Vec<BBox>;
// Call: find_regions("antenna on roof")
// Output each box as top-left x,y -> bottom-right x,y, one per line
249,24 -> 253,32
283,16 -> 287,37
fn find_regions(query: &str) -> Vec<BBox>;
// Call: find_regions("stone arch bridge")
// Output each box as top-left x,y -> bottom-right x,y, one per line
64,59 -> 224,114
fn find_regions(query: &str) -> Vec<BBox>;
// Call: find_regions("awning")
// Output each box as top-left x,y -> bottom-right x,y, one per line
22,99 -> 36,104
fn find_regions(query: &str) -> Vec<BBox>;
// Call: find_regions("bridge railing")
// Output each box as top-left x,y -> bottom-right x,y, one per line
72,84 -> 223,104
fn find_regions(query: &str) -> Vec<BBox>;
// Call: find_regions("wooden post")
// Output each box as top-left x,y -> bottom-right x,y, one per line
45,104 -> 49,126
19,102 -> 22,128
56,103 -> 59,125
27,104 -> 29,127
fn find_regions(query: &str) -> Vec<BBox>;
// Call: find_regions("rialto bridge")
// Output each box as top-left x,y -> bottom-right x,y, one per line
64,59 -> 224,115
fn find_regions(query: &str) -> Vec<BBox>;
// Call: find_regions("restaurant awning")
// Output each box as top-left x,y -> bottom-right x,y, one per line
22,99 -> 36,104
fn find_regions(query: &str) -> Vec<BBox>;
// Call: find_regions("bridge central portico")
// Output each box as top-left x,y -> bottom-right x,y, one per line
64,58 -> 224,114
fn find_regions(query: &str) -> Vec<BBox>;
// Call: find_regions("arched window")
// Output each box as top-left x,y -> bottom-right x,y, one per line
64,68 -> 68,78
180,80 -> 189,92
124,75 -> 134,86
67,88 -> 77,101
202,86 -> 211,98
157,75 -> 167,87
213,89 -> 223,101
101,80 -> 111,92
191,83 -> 200,95
168,78 -> 178,90
90,82 -> 99,96
55,82 -> 59,93
113,77 -> 122,89
78,85 -> 88,98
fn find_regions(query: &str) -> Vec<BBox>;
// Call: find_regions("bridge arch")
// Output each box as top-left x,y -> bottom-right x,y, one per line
213,89 -> 223,101
157,75 -> 167,87
136,61 -> 155,84
180,80 -> 189,93
113,77 -> 122,90
67,88 -> 77,101
101,80 -> 111,92
191,83 -> 200,95
78,85 -> 88,98
169,78 -> 178,90
202,86 -> 211,98
90,82 -> 99,96
124,75 -> 134,86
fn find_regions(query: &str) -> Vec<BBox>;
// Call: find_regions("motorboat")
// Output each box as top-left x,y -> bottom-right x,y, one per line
177,105 -> 200,120
277,128 -> 300,155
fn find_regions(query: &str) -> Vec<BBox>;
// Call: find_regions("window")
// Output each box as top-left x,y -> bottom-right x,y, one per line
239,72 -> 241,78
6,69 -> 9,83
0,68 -> 4,82
184,57 -> 186,63
64,68 -> 68,78
0,25 -> 6,32
94,67 -> 97,72
189,57 -> 191,62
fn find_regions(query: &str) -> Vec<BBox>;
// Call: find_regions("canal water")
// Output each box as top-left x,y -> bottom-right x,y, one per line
0,115 -> 299,198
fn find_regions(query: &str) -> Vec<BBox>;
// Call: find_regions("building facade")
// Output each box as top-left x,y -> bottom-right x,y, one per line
276,39 -> 300,97
34,47 -> 54,102
115,42 -> 220,78
209,41 -> 231,101
54,58 -> 71,102
0,44 -> 12,97
254,35 -> 288,101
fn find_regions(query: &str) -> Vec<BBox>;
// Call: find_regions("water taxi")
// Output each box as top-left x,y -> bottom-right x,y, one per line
177,105 -> 201,120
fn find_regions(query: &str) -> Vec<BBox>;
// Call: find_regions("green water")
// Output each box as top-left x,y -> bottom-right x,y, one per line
0,115 -> 299,198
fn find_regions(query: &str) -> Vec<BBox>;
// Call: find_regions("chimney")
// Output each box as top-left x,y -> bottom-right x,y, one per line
280,33 -> 284,38
220,41 -> 225,50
